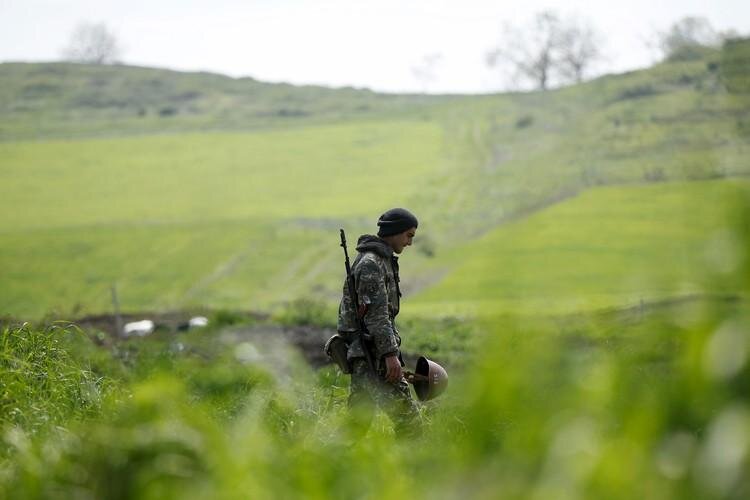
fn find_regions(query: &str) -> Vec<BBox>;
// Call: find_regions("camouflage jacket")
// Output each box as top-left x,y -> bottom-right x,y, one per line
337,234 -> 402,361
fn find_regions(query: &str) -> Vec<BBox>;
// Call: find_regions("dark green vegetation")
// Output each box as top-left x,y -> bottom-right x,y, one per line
1,39 -> 749,498
0,62 -> 444,140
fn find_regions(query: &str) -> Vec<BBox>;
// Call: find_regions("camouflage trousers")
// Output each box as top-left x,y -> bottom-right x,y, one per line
348,358 -> 422,438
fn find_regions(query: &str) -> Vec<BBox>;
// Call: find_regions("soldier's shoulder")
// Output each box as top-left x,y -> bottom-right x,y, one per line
356,252 -> 386,274
358,250 -> 386,265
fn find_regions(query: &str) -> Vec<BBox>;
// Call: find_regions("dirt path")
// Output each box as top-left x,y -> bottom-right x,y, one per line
66,310 -> 335,367
62,310 -> 427,370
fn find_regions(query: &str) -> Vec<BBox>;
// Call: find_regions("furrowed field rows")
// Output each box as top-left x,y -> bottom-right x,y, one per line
0,120 -> 446,317
0,221 -> 332,317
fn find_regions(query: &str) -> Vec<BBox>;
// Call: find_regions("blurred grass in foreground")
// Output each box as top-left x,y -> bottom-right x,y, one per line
1,191 -> 748,499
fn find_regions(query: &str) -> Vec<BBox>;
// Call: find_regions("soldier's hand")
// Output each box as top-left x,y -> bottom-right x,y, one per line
384,354 -> 402,383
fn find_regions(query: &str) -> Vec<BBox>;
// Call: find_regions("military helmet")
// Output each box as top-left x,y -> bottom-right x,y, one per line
411,356 -> 448,401
324,334 -> 352,374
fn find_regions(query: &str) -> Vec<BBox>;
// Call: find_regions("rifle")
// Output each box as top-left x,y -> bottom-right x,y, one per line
340,229 -> 377,374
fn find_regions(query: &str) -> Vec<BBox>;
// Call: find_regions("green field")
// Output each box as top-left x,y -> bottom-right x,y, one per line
2,47 -> 749,319
0,120 -> 446,316
1,41 -> 750,498
410,180 -> 750,317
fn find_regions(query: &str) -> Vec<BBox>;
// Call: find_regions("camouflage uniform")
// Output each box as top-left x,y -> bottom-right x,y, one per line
337,234 -> 421,436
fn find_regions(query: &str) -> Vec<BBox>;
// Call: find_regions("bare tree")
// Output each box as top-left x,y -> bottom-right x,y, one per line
487,11 -> 604,90
557,19 -> 604,84
62,22 -> 122,64
487,11 -> 562,91
657,16 -> 719,61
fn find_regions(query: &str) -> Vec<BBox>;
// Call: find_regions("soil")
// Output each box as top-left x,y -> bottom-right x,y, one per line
3,310 -> 424,370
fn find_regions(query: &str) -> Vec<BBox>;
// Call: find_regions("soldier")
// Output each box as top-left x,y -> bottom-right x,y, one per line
337,207 -> 422,437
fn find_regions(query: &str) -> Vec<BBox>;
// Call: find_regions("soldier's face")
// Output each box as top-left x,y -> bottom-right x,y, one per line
390,227 -> 417,254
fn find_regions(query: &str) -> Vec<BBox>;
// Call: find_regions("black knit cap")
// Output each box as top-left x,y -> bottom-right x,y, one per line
377,207 -> 419,237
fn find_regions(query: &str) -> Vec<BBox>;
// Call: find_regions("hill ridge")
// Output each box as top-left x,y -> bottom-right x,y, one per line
0,61 -> 447,141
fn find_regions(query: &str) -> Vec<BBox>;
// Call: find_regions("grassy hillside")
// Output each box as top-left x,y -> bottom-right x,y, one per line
0,62 -> 446,140
0,120 -> 445,317
2,41 -> 750,499
0,121 -> 442,230
410,179 -> 750,317
1,41 -> 749,319
420,51 -> 750,240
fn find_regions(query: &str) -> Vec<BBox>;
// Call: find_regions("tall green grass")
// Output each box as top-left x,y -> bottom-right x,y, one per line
0,323 -> 113,437
2,275 -> 748,498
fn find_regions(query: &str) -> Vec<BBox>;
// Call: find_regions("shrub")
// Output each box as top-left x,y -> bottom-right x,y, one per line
274,298 -> 334,328
159,106 -> 178,117
210,309 -> 248,327
515,114 -> 534,128
275,108 -> 309,117
416,233 -> 436,257
616,84 -> 659,101
643,166 -> 667,182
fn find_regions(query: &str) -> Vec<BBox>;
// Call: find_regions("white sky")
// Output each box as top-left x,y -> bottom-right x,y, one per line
1,0 -> 748,93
